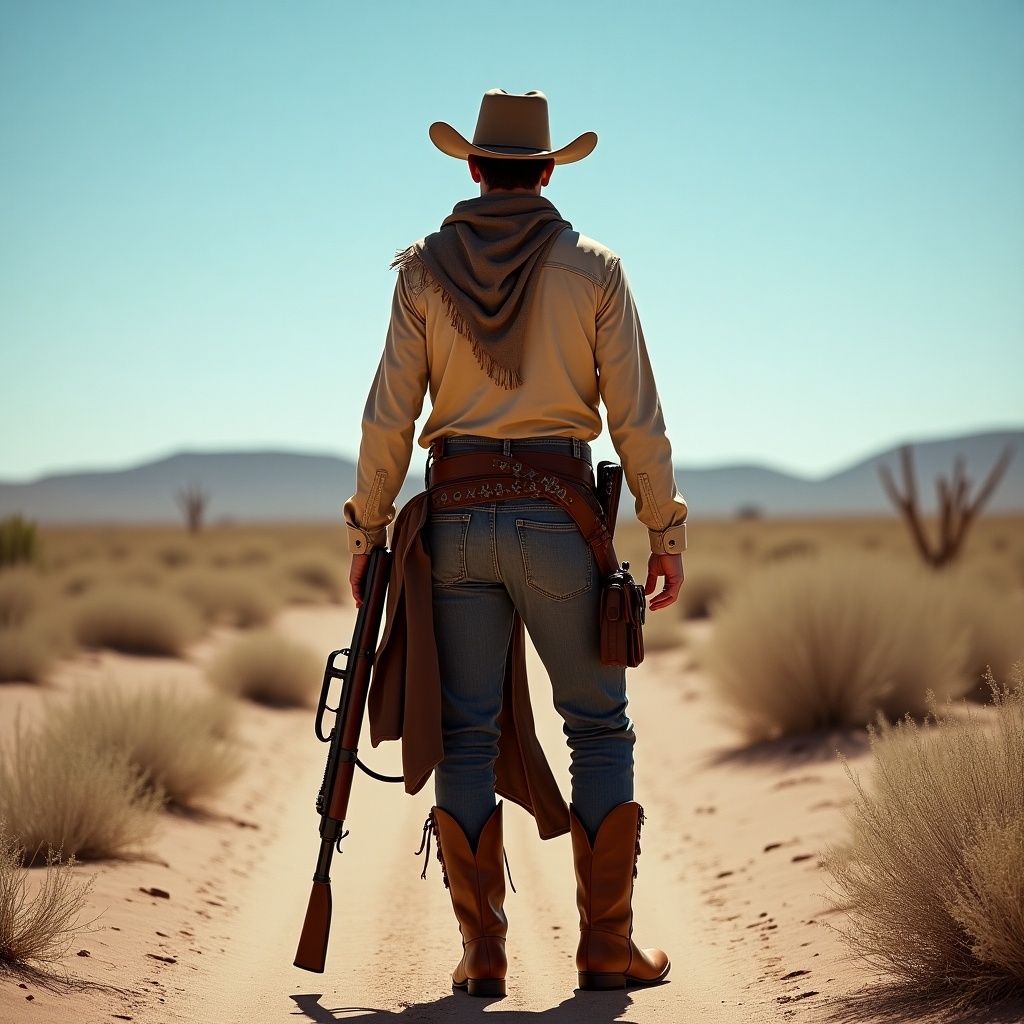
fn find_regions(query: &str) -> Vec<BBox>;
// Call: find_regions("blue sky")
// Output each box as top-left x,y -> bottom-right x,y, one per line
2,0 -> 1022,482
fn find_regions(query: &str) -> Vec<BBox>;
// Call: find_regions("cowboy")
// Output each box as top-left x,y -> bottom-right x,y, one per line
344,89 -> 687,997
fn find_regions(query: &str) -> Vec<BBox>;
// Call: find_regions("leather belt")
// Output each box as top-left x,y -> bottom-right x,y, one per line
426,450 -> 595,490
425,451 -> 619,578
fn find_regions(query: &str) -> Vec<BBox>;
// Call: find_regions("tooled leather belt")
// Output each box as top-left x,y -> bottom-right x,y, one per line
425,451 -> 619,578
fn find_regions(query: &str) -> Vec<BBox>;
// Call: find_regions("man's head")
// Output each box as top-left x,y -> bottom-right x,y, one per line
468,155 -> 555,195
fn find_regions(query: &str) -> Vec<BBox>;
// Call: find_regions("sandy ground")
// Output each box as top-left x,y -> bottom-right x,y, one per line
2,606 -> 1023,1024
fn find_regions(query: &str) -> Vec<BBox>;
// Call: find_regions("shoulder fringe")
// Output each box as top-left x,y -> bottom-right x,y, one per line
391,246 -> 522,391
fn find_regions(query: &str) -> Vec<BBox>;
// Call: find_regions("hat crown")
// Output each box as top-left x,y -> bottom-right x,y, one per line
472,90 -> 552,154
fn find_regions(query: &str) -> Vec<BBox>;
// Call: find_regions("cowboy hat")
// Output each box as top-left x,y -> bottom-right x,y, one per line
429,89 -> 597,165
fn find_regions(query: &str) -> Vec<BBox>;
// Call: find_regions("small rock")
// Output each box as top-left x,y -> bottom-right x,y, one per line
26,995 -> 34,1001
140,886 -> 170,899
146,953 -> 177,964
77,949 -> 91,957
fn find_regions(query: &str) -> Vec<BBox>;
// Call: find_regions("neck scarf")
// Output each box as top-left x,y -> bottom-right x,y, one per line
392,194 -> 571,389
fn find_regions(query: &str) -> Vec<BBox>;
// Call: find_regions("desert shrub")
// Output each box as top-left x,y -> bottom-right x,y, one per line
762,538 -> 817,562
0,726 -> 162,862
704,553 -> 971,741
207,630 -> 321,707
275,548 -> 346,603
56,568 -> 104,597
43,688 -> 244,808
175,568 -> 279,628
0,515 -> 42,569
0,567 -> 44,627
679,557 -> 736,620
0,624 -> 56,684
70,585 -> 203,656
233,543 -> 274,566
154,542 -> 194,568
824,668 -> 1024,1003
950,580 -> 1024,695
0,823 -> 94,968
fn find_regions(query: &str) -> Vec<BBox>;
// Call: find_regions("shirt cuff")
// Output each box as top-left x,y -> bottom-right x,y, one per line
347,524 -> 388,554
649,522 -> 687,555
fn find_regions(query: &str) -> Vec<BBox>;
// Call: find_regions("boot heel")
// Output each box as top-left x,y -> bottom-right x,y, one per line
578,971 -> 626,990
466,977 -> 506,997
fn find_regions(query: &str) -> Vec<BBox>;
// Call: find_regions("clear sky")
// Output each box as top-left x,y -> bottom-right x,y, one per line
2,0 -> 1022,482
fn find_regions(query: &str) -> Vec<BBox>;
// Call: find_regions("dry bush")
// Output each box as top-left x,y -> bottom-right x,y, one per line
275,548 -> 346,604
175,568 -> 279,628
704,553 -> 971,741
70,585 -> 203,656
0,567 -> 44,627
0,726 -> 162,862
154,541 -> 194,568
207,630 -> 321,707
44,688 -> 245,808
0,624 -> 57,684
0,824 -> 94,968
679,556 -> 736,620
824,668 -> 1024,1004
949,579 -> 1024,694
0,515 -> 42,569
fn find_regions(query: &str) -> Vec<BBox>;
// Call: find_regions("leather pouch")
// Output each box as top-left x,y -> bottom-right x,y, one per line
599,564 -> 647,668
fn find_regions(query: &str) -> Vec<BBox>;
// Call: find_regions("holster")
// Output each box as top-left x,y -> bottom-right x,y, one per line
599,565 -> 646,668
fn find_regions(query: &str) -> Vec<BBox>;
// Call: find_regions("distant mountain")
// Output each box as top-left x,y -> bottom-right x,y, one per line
0,431 -> 1020,523
679,430 -> 1023,517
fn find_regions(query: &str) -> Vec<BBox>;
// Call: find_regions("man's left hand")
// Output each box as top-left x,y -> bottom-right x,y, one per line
644,553 -> 684,611
349,553 -> 370,608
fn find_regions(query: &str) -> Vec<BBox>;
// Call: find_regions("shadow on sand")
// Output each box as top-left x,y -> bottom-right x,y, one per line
705,727 -> 872,770
290,988 -> 639,1023
821,983 -> 1024,1024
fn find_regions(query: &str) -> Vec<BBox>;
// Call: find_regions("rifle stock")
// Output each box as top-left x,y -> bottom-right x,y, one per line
293,546 -> 393,973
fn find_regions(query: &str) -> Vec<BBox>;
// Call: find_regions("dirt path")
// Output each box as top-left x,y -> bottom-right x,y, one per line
163,609 -> 786,1024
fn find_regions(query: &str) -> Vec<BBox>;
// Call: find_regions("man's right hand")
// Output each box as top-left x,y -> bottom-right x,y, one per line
644,552 -> 684,611
349,553 -> 370,608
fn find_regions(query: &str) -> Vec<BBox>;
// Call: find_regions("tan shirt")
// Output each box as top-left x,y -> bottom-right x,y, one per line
344,229 -> 688,555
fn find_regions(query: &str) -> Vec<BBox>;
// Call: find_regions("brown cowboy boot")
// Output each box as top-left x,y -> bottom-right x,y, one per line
430,803 -> 508,997
571,801 -> 670,990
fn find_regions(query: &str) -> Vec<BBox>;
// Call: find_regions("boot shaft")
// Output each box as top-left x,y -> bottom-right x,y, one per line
431,803 -> 508,944
570,801 -> 643,937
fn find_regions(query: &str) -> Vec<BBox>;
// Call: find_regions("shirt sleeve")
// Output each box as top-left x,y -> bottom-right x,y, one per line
343,269 -> 429,553
595,259 -> 688,555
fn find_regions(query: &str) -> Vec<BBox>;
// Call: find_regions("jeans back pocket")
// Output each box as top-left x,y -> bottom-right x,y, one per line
516,520 -> 592,601
427,514 -> 472,585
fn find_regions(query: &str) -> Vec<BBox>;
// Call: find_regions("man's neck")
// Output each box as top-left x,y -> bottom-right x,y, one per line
478,185 -> 544,197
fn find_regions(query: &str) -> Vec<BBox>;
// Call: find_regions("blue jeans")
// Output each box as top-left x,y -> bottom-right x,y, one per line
427,437 -> 635,845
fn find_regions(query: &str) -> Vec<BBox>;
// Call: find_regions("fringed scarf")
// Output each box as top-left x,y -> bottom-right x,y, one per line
392,194 -> 571,389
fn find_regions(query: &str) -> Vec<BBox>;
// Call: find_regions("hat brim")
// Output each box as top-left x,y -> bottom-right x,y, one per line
429,122 -> 597,165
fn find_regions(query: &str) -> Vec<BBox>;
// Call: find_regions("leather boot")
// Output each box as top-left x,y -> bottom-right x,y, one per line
430,802 -> 508,997
571,801 -> 670,990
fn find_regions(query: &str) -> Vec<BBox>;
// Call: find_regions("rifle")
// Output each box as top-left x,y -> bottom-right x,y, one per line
294,545 -> 400,973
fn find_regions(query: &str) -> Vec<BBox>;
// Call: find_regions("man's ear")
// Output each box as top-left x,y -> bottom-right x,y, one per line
540,159 -> 555,187
468,156 -> 483,184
